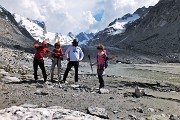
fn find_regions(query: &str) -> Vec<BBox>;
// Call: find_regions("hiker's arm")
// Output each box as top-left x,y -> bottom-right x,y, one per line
65,47 -> 70,60
33,40 -> 39,48
79,48 -> 84,61
46,48 -> 51,53
54,49 -> 63,57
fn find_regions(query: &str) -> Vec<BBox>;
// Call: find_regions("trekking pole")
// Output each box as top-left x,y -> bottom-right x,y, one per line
88,55 -> 93,74
58,73 -> 61,88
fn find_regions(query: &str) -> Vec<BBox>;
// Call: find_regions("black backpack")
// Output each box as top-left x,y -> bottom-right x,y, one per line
104,56 -> 109,68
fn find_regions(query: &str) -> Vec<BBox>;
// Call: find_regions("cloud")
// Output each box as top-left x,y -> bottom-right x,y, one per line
0,0 -> 159,35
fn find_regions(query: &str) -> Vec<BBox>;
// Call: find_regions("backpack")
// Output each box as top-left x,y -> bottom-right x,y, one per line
104,56 -> 109,68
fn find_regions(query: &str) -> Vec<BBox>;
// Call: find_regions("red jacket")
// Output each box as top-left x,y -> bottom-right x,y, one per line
34,44 -> 49,60
51,48 -> 63,58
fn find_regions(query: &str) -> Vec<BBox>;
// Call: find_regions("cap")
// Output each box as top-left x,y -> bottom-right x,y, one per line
42,41 -> 48,45
72,39 -> 78,43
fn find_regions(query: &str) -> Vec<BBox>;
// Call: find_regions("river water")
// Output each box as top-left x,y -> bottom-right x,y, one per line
79,63 -> 180,84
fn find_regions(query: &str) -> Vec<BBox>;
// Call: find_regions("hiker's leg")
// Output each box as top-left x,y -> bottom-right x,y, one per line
63,61 -> 73,82
50,59 -> 57,81
74,61 -> 79,82
39,60 -> 47,82
57,59 -> 62,81
97,69 -> 104,89
33,59 -> 38,80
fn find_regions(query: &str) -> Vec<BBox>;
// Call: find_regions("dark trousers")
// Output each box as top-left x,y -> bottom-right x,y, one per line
97,69 -> 104,89
63,61 -> 79,82
33,59 -> 47,81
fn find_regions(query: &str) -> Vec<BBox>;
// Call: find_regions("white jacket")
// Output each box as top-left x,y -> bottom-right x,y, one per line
65,45 -> 84,61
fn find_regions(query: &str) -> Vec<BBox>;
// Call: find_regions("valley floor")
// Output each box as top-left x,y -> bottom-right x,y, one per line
0,58 -> 180,119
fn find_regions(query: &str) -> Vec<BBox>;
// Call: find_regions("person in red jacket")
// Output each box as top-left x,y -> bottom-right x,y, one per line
33,40 -> 50,82
50,42 -> 63,82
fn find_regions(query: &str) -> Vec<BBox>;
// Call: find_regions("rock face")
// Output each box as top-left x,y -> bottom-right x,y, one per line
0,5 -> 33,40
89,0 -> 180,63
0,5 -> 34,53
0,105 -> 104,120
118,0 -> 180,60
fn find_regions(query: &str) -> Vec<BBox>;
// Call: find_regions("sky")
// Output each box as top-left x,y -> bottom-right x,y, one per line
0,0 -> 159,35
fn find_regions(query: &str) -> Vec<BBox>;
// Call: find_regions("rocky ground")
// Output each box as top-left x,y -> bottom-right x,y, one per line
0,47 -> 180,120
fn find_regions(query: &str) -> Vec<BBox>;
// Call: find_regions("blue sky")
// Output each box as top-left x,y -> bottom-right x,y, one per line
0,0 -> 159,35
93,10 -> 104,21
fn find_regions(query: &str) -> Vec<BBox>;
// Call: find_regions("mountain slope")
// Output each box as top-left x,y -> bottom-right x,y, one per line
89,6 -> 151,45
0,5 -> 34,52
117,0 -> 180,62
89,0 -> 180,63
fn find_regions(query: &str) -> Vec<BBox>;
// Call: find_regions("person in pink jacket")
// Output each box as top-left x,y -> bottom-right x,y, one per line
96,44 -> 108,89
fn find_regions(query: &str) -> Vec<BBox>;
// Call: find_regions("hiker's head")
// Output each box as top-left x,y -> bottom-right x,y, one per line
72,39 -> 78,47
54,42 -> 61,49
97,44 -> 104,51
42,41 -> 47,47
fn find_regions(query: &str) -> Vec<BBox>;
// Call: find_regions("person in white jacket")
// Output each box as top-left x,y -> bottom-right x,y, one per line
62,39 -> 84,83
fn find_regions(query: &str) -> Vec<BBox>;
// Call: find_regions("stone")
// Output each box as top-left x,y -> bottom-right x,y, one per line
146,114 -> 169,120
135,87 -> 145,98
148,108 -> 155,112
0,105 -> 104,120
20,104 -> 38,108
113,111 -> 118,114
34,90 -> 48,95
129,114 -> 137,120
169,114 -> 180,120
99,88 -> 110,94
0,69 -> 8,76
87,106 -> 109,119
2,76 -> 21,83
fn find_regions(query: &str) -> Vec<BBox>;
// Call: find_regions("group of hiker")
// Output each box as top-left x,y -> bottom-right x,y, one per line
33,39 -> 108,89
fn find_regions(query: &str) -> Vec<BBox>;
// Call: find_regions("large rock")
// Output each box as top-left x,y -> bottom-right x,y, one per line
134,87 -> 145,98
0,105 -> 105,120
87,106 -> 109,119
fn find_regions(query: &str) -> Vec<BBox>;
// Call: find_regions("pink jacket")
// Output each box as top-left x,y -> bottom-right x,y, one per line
97,50 -> 107,70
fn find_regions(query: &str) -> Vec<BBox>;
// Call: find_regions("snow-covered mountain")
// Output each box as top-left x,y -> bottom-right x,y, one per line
89,6 -> 151,45
76,32 -> 95,45
13,14 -> 95,46
107,13 -> 140,36
14,14 -> 74,45
107,6 -> 152,35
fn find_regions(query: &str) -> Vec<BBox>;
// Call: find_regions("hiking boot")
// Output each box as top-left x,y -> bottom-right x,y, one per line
34,79 -> 38,83
50,80 -> 56,83
99,85 -> 104,89
60,80 -> 65,84
60,80 -> 68,84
